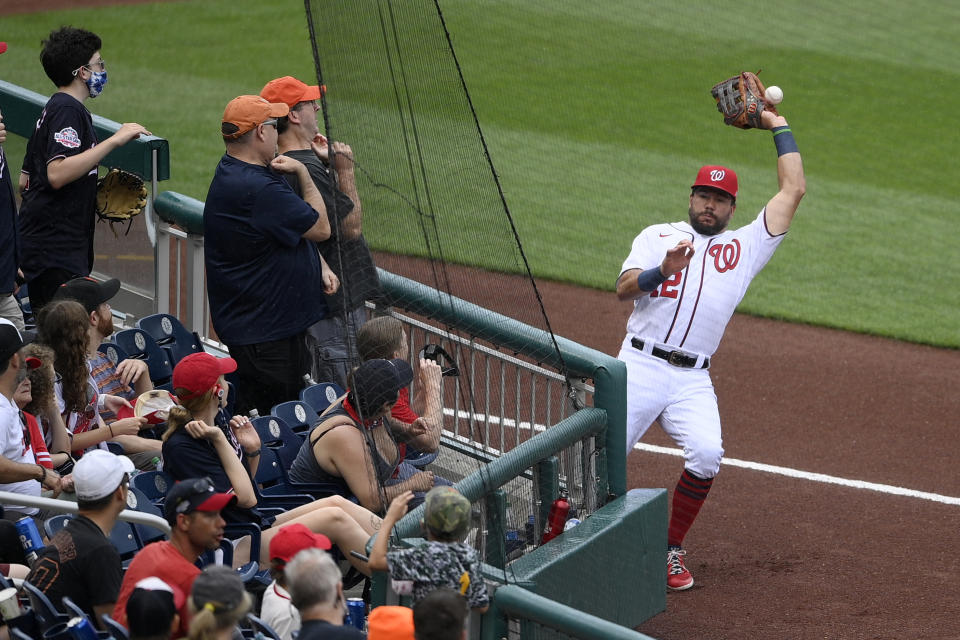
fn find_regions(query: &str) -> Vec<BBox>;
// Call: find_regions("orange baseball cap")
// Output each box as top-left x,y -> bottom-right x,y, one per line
367,606 -> 415,640
221,95 -> 289,139
260,76 -> 326,108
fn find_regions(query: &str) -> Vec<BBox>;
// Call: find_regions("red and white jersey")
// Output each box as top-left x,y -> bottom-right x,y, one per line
620,209 -> 786,357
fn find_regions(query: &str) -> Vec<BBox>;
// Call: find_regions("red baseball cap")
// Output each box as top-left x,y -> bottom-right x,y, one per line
172,352 -> 236,401
268,523 -> 332,564
691,165 -> 738,199
260,76 -> 326,108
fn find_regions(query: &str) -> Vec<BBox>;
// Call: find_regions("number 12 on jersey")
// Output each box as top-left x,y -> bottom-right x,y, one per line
650,272 -> 682,299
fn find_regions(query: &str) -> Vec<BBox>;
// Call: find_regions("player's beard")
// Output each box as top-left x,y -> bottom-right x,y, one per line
688,206 -> 728,236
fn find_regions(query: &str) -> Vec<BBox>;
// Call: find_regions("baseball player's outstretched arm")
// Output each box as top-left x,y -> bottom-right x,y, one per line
761,112 -> 805,236
616,240 -> 694,301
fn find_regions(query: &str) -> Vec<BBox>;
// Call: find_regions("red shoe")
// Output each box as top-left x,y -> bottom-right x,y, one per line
667,548 -> 694,590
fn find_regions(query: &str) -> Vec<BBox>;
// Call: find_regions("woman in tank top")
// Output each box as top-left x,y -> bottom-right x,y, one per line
289,358 -> 436,514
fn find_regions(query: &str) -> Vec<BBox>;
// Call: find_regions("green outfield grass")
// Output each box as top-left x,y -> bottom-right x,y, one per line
1,0 -> 957,347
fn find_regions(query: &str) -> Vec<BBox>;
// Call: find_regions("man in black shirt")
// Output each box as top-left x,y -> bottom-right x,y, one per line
0,43 -> 25,330
261,76 -> 382,389
26,449 -> 133,625
17,26 -> 150,311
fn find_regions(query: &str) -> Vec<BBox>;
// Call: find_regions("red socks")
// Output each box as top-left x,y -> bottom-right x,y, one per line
668,469 -> 714,548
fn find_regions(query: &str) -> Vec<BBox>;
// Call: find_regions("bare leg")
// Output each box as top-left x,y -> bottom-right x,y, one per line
262,506 -> 372,576
272,495 -> 383,535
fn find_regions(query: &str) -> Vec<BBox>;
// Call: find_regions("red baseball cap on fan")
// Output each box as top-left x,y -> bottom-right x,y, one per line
172,352 -> 236,401
268,523 -> 332,565
691,165 -> 738,199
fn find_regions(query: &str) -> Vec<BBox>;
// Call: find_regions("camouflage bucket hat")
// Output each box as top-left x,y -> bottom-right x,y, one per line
424,486 -> 471,538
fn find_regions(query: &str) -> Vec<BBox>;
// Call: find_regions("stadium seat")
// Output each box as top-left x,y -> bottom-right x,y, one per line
101,614 -> 130,640
125,486 -> 167,547
110,520 -> 141,563
270,400 -> 316,435
105,441 -> 125,456
97,341 -> 130,367
10,628 -> 34,640
300,382 -> 345,415
136,313 -> 204,365
254,448 -> 341,500
196,536 -> 266,585
130,469 -> 174,505
59,596 -> 92,627
21,581 -> 68,631
246,614 -> 283,640
250,415 -> 304,467
43,514 -> 71,539
113,328 -> 173,385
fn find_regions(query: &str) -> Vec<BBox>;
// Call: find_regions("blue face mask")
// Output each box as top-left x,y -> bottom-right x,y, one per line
85,69 -> 108,98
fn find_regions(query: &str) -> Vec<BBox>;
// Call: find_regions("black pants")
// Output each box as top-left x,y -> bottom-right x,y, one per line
229,332 -> 311,417
27,267 -> 80,313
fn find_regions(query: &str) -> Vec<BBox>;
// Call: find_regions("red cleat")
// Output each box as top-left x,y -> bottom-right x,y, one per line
667,548 -> 694,591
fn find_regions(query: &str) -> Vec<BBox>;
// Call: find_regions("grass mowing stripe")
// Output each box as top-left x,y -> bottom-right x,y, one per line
0,0 -> 956,346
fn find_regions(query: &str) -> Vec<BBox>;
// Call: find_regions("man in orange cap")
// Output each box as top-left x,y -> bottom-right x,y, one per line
260,76 -> 380,390
202,95 -> 338,415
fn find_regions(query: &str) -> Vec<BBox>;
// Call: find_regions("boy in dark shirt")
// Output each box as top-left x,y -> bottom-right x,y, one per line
17,26 -> 150,310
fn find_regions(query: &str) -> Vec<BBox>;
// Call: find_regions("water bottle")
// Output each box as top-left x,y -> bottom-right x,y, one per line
540,493 -> 570,544
303,373 -> 317,386
248,408 -> 260,419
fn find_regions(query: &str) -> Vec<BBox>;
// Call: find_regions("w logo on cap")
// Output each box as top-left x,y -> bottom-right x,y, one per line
692,165 -> 738,199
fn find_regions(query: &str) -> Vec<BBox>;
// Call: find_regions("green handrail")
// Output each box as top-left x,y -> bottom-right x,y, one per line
0,79 -> 170,181
491,585 -> 659,640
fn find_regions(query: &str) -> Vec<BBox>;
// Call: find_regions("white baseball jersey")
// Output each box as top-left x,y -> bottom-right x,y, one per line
620,209 -> 786,358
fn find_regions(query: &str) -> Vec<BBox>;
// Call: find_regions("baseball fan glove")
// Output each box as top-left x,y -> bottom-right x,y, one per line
710,71 -> 779,129
96,168 -> 148,236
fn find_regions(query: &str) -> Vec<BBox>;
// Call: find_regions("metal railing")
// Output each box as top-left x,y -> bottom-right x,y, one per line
0,491 -> 170,534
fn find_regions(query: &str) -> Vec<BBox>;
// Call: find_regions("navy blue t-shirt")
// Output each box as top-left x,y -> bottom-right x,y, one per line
0,144 -> 18,293
203,154 -> 328,345
18,92 -> 99,280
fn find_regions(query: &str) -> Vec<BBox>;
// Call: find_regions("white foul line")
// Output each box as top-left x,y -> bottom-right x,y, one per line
634,442 -> 960,506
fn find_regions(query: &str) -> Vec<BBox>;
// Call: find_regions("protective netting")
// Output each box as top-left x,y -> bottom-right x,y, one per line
301,0 -> 580,553
302,0 -> 564,354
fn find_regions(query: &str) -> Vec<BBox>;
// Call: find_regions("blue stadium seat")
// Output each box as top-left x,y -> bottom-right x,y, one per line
125,486 -> 167,547
270,400 -> 316,435
21,581 -> 68,631
59,596 -> 90,627
300,382 -> 345,415
196,534 -> 266,585
97,341 -> 130,367
113,328 -> 173,385
136,313 -> 204,365
254,448 -> 341,500
246,614 -> 283,640
130,469 -> 174,506
250,416 -> 304,467
43,514 -> 72,539
101,614 -> 130,640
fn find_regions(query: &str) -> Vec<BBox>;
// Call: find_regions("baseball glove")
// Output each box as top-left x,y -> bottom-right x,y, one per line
95,168 -> 148,236
710,71 -> 779,129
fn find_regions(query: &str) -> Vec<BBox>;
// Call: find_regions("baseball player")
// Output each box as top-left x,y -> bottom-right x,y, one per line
616,106 -> 805,590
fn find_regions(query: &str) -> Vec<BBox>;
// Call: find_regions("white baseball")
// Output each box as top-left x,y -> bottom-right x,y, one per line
764,85 -> 783,105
